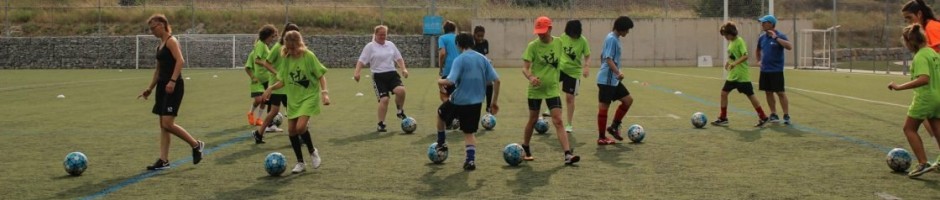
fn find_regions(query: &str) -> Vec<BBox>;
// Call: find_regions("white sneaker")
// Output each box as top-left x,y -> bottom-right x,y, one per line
310,148 -> 321,169
291,162 -> 306,173
265,125 -> 283,132
565,125 -> 573,133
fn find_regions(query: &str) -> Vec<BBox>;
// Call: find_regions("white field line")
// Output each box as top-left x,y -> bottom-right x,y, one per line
629,68 -> 908,108
0,72 -> 212,92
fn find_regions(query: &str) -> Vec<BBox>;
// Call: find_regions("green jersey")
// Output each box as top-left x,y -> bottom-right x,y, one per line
266,43 -> 286,94
278,50 -> 329,119
522,37 -> 568,99
247,40 -> 271,82
726,37 -> 750,82
559,35 -> 591,78
908,47 -> 940,119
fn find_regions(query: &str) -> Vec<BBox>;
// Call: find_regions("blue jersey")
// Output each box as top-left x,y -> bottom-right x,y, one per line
597,32 -> 622,86
438,33 -> 460,76
446,50 -> 499,105
757,30 -> 788,72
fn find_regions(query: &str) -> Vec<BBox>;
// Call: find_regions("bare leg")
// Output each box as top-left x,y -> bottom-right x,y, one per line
777,92 -> 789,115
160,116 -> 198,147
904,117 -> 929,164
565,92 -> 575,128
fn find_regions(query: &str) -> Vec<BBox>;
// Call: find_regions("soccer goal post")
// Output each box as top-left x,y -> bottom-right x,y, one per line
136,34 -> 257,69
798,25 -> 840,70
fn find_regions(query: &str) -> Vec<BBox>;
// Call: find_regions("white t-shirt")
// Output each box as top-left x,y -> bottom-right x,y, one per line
358,41 -> 403,73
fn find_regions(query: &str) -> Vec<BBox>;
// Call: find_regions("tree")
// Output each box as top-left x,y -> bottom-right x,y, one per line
696,0 -> 763,18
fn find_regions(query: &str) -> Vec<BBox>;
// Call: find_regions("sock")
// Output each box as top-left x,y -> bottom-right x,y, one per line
756,107 -> 767,119
597,108 -> 608,139
437,131 -> 446,145
564,150 -> 572,156
720,107 -> 728,119
614,103 -> 630,123
466,145 -> 476,162
289,135 -> 304,163
301,130 -> 315,153
522,144 -> 532,157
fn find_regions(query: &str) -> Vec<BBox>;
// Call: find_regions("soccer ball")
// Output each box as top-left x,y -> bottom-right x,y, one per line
272,113 -> 285,127
401,117 -> 417,134
534,118 -> 550,134
63,152 -> 87,176
264,152 -> 288,176
427,142 -> 448,164
503,143 -> 525,166
481,114 -> 497,130
886,148 -> 912,172
627,124 -> 645,143
691,112 -> 707,128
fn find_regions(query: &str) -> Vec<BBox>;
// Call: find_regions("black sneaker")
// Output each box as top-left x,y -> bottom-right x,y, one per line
396,111 -> 407,120
146,158 -> 169,170
783,114 -> 791,125
192,140 -> 204,165
463,160 -> 476,170
377,122 -> 387,132
768,113 -> 780,123
711,118 -> 729,126
607,123 -> 624,141
435,142 -> 449,153
253,131 -> 265,144
564,154 -> 581,165
754,118 -> 769,127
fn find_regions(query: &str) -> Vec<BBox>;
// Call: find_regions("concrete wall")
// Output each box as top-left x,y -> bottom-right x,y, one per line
472,18 -> 813,67
0,35 -> 434,69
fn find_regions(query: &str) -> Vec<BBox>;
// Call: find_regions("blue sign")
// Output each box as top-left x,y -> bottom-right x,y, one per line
423,15 -> 443,35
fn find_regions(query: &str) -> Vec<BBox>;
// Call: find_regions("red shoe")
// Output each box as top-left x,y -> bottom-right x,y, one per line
247,112 -> 255,125
255,119 -> 264,126
597,137 -> 617,145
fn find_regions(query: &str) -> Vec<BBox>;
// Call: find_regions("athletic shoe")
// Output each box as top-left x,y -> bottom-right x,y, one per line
711,118 -> 729,127
146,158 -> 170,170
564,154 -> 581,165
597,137 -> 617,145
253,131 -> 265,144
396,111 -> 407,120
255,119 -> 264,126
377,122 -> 387,132
768,113 -> 780,123
435,142 -> 449,154
565,124 -> 573,133
265,125 -> 283,132
754,118 -> 769,127
247,112 -> 255,125
192,140 -> 204,165
310,148 -> 321,169
523,156 -> 535,161
783,114 -> 791,125
607,124 -> 624,141
291,163 -> 306,173
463,160 -> 476,171
909,163 -> 936,178
541,112 -> 550,117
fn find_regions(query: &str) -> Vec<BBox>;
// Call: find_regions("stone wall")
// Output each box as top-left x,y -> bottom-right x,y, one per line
0,35 -> 434,69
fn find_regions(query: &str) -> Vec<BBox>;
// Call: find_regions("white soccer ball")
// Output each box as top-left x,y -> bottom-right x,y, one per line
691,112 -> 707,128
481,114 -> 497,130
886,148 -> 912,172
627,124 -> 645,143
401,117 -> 417,134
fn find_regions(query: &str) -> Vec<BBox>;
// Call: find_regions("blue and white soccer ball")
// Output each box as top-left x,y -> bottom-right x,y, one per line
427,142 -> 448,164
401,117 -> 417,134
691,112 -> 707,128
534,118 -> 550,134
886,148 -> 913,172
265,152 -> 288,176
481,114 -> 497,130
627,124 -> 645,143
503,143 -> 525,166
272,113 -> 285,127
64,152 -> 87,176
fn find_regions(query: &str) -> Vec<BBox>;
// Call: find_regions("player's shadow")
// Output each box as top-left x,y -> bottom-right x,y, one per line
509,165 -> 565,195
327,131 -> 395,146
214,143 -> 292,165
211,171 -> 311,200
410,130 -> 466,146
911,176 -> 940,191
595,144 -> 635,168
768,125 -> 808,137
53,174 -> 136,199
416,168 -> 484,197
721,126 -> 764,142
204,126 -> 255,138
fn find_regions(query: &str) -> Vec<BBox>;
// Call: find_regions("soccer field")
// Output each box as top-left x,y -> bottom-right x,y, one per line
1,67 -> 938,199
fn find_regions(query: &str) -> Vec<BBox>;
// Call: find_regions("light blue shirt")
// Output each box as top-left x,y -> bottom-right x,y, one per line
757,30 -> 788,72
597,32 -> 621,86
438,33 -> 460,76
446,50 -> 499,105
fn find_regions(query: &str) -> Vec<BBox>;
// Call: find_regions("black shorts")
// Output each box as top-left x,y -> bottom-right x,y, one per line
372,71 -> 403,100
268,94 -> 288,107
560,73 -> 580,95
438,102 -> 483,133
152,79 -> 185,116
758,72 -> 785,92
250,82 -> 269,97
440,76 -> 456,95
598,83 -> 630,104
527,97 -> 562,111
721,81 -> 755,96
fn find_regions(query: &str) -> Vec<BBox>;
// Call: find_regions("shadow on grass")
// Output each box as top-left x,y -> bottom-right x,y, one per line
911,176 -> 940,191
595,144 -> 635,168
204,126 -> 255,138
768,124 -> 808,137
721,126 -> 764,142
790,91 -> 899,127
410,130 -> 467,146
54,174 -> 135,199
211,171 -> 311,200
214,143 -> 292,165
508,165 -> 565,195
416,167 -> 485,197
327,131 -> 395,146
60,166 -> 196,199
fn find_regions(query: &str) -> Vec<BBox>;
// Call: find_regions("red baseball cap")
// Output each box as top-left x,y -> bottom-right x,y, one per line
533,16 -> 552,34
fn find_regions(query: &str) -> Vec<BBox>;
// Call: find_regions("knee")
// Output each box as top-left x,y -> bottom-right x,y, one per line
160,121 -> 174,130
394,87 -> 406,94
379,97 -> 390,104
